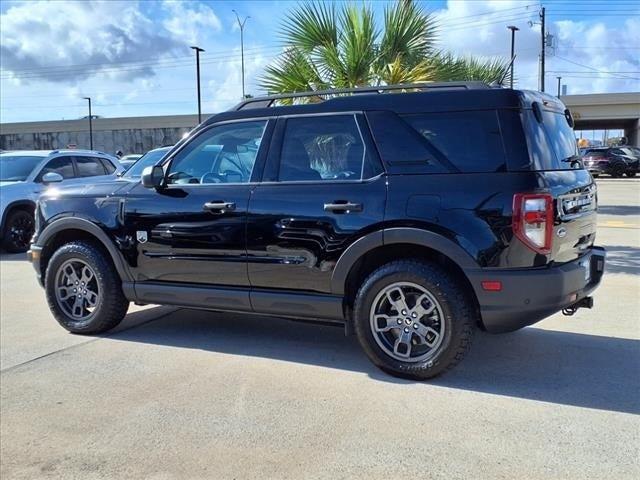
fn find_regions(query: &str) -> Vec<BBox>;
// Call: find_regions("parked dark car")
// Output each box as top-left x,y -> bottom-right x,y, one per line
581,146 -> 639,177
28,83 -> 605,379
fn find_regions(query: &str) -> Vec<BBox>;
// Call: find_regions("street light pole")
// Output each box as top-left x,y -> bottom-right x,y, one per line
190,46 -> 205,123
83,97 -> 93,150
557,76 -> 562,98
507,26 -> 519,89
232,10 -> 250,99
540,6 -> 546,92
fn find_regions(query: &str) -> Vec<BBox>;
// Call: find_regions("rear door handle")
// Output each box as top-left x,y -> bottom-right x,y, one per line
323,201 -> 363,213
203,201 -> 236,214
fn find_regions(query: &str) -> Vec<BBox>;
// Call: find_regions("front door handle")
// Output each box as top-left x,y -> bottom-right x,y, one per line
203,201 -> 236,214
323,201 -> 363,214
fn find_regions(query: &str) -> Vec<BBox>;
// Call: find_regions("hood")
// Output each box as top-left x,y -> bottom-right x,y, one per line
0,181 -> 23,188
42,178 -> 135,199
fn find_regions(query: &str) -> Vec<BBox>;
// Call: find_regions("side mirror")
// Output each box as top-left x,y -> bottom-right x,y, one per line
141,165 -> 164,188
41,172 -> 63,184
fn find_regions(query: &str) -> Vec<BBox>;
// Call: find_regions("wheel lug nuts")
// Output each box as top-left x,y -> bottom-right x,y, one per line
73,289 -> 77,293
404,327 -> 410,333
413,324 -> 418,329
401,310 -> 407,315
397,319 -> 402,324
411,312 -> 417,318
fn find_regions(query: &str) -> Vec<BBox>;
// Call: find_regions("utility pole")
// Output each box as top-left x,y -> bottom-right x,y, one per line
83,97 -> 93,150
540,6 -> 546,92
556,76 -> 562,97
190,46 -> 205,123
507,26 -> 519,88
232,10 -> 250,99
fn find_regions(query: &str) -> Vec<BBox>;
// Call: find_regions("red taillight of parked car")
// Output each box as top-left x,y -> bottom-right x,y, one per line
584,155 -> 608,163
512,193 -> 554,254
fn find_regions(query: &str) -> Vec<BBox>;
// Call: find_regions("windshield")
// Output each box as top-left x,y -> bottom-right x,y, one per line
123,148 -> 171,178
0,155 -> 44,181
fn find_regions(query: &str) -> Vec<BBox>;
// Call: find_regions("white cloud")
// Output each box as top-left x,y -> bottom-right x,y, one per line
162,0 -> 222,45
0,0 -> 223,84
205,47 -> 273,112
433,0 -> 640,93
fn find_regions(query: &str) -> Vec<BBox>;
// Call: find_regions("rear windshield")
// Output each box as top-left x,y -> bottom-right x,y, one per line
524,109 -> 579,170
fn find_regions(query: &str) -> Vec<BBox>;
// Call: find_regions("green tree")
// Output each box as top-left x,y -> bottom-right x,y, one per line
260,1 -> 510,97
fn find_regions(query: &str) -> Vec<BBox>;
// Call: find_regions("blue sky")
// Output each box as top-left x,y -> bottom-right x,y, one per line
1,0 -> 638,123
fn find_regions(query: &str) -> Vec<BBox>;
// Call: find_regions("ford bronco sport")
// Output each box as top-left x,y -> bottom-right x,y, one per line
29,83 -> 605,379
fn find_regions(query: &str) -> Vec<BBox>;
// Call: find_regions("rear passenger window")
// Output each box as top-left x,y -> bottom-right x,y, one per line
75,156 -> 106,177
402,111 -> 506,173
278,115 -> 379,182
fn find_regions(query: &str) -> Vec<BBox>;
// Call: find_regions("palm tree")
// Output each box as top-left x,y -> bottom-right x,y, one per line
260,1 -> 510,97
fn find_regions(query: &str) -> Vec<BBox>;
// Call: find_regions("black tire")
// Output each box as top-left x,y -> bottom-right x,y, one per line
591,173 -> 599,178
2,209 -> 34,253
626,171 -> 637,178
610,162 -> 626,178
353,260 -> 475,380
45,241 -> 129,334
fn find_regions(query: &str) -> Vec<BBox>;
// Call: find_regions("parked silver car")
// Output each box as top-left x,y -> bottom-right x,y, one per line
0,150 -> 122,252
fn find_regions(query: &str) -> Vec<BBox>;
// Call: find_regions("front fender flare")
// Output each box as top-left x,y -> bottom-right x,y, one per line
330,227 -> 478,295
36,217 -> 133,282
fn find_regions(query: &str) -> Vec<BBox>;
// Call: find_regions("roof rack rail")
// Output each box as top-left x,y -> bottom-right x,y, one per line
231,81 -> 491,111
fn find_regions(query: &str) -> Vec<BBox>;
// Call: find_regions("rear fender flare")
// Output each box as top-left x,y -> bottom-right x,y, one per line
330,227 -> 478,295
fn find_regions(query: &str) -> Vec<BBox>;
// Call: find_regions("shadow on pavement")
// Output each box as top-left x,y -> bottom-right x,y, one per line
107,308 -> 640,415
603,245 -> 640,275
597,205 -> 640,216
0,252 -> 28,262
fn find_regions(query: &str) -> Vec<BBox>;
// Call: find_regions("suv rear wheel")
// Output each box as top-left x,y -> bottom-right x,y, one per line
45,241 -> 129,334
610,162 -> 626,178
2,209 -> 34,253
353,260 -> 474,379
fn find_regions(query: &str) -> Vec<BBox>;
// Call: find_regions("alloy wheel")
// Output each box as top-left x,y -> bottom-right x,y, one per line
369,282 -> 445,362
54,259 -> 101,322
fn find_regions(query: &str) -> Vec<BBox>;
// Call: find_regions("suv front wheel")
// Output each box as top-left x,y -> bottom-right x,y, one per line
45,241 -> 129,334
2,209 -> 35,253
354,260 -> 474,379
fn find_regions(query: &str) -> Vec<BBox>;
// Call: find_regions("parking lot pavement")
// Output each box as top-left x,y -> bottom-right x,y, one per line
1,180 -> 639,480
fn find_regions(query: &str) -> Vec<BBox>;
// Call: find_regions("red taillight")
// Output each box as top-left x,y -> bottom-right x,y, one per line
512,193 -> 554,254
585,155 -> 607,163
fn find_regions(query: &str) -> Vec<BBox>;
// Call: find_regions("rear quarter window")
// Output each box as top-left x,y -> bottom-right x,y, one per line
402,110 -> 507,173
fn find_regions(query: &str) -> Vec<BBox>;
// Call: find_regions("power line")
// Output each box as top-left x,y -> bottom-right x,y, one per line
554,55 -> 640,80
0,48 -> 281,80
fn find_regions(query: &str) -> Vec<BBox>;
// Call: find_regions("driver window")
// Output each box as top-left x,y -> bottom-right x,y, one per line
166,120 -> 267,185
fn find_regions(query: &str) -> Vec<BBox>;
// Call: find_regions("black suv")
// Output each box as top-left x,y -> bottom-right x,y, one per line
581,146 -> 639,177
28,83 -> 605,379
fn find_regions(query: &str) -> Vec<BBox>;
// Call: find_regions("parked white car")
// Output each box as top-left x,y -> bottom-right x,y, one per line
0,150 -> 123,252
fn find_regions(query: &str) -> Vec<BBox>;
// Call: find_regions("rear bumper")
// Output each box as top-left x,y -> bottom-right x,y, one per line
468,246 -> 606,333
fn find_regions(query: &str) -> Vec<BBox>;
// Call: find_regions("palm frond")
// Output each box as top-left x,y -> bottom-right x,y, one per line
279,2 -> 338,52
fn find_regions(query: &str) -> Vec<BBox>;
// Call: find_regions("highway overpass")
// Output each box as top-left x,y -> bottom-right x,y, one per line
562,92 -> 640,146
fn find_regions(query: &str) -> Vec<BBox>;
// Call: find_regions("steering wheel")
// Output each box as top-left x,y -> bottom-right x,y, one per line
200,172 -> 222,184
